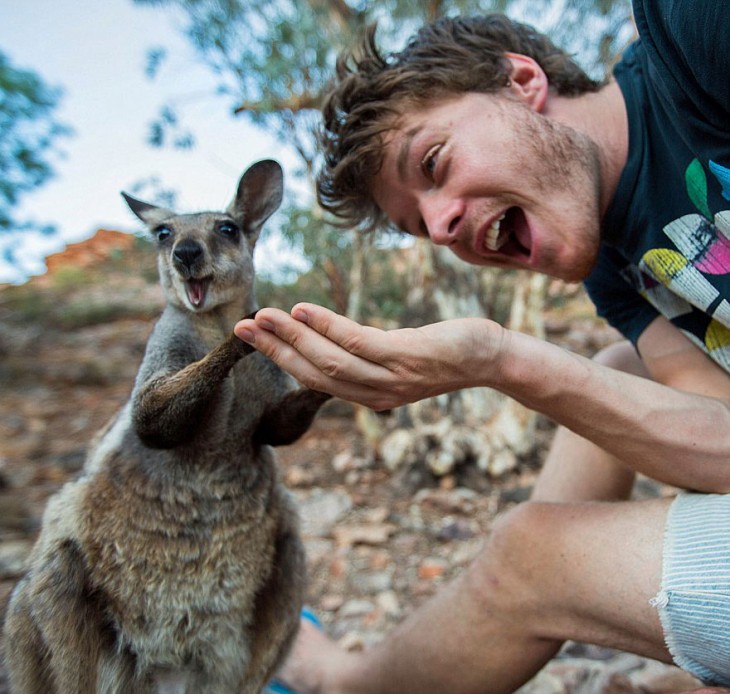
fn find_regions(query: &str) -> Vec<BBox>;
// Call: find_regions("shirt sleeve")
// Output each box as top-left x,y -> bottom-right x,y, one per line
583,244 -> 660,345
633,0 -> 730,134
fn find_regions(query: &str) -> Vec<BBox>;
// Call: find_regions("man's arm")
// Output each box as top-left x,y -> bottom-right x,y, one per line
499,315 -> 730,492
235,306 -> 730,493
636,315 -> 730,399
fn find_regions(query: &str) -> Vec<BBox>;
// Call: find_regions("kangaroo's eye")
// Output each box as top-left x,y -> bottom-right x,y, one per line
217,221 -> 240,240
154,225 -> 172,242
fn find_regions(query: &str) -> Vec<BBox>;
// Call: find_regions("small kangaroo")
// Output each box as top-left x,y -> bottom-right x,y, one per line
4,159 -> 330,693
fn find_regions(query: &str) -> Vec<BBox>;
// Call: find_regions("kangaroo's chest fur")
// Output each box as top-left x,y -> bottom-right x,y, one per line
44,464 -> 284,675
78,321 -> 290,662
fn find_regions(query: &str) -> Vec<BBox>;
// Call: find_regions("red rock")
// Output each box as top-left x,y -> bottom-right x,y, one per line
417,557 -> 448,580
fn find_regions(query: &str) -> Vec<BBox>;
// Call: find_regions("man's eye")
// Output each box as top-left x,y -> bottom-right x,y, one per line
420,145 -> 441,180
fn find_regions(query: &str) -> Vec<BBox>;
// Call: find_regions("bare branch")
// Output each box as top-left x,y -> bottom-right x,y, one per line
233,93 -> 322,115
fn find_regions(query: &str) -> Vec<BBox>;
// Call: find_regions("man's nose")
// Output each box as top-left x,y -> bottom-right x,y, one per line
420,195 -> 463,245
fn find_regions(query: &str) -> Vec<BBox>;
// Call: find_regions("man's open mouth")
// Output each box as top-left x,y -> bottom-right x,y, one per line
185,277 -> 211,308
482,207 -> 532,260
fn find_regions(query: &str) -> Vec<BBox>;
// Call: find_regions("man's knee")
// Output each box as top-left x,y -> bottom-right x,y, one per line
465,502 -> 556,616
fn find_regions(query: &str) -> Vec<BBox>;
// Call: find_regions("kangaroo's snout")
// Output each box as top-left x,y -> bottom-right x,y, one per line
173,239 -> 205,276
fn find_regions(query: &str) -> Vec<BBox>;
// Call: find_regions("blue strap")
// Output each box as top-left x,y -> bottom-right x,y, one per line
262,608 -> 322,694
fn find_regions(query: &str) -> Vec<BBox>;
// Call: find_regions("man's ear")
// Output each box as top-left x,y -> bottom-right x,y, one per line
504,52 -> 549,112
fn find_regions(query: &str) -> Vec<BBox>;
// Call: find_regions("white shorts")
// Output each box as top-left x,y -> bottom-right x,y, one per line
651,492 -> 730,686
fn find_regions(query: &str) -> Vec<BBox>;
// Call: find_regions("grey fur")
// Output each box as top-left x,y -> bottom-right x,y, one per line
4,160 -> 330,693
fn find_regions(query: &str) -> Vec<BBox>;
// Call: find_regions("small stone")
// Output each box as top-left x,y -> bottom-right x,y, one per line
338,599 -> 375,618
320,594 -> 344,612
437,519 -> 476,542
417,557 -> 449,580
411,580 -> 437,598
415,487 -> 478,515
338,631 -> 365,652
439,474 -> 456,490
376,590 -> 400,616
332,523 -> 396,547
0,540 -> 33,578
332,451 -> 369,473
329,555 -> 348,578
302,538 -> 334,565
363,507 -> 389,524
351,570 -> 392,594
367,550 -> 390,571
285,465 -> 315,487
297,488 -> 353,537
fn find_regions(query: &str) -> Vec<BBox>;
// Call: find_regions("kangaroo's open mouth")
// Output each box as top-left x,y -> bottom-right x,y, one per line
185,278 -> 211,308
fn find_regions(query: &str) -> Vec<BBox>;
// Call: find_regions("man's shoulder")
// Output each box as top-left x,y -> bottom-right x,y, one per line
633,0 -> 730,109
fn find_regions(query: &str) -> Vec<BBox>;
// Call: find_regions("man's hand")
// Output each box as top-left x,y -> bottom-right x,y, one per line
234,303 -> 505,410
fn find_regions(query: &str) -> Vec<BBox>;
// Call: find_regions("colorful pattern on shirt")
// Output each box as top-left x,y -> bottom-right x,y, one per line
584,0 -> 730,374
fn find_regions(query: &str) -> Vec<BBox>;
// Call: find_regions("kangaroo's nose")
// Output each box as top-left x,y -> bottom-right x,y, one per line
173,240 -> 204,270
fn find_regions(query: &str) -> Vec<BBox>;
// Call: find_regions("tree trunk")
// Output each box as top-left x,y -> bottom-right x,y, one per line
346,232 -> 367,322
378,241 -> 546,480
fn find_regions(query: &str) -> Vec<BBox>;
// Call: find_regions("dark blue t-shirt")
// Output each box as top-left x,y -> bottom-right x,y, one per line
584,0 -> 730,372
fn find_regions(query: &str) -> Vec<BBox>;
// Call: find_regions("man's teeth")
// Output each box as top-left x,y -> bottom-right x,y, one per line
484,213 -> 508,251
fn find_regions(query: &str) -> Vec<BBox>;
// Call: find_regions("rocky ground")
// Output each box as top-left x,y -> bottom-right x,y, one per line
0,242 -> 707,693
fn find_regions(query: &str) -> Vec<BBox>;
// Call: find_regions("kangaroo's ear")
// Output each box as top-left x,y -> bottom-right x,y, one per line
121,192 -> 175,227
227,159 -> 283,241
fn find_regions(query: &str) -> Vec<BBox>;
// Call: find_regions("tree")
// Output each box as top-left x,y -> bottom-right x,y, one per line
134,0 -> 634,479
0,50 -> 71,267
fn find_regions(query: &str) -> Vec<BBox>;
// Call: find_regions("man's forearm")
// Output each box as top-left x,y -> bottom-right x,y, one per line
491,328 -> 730,492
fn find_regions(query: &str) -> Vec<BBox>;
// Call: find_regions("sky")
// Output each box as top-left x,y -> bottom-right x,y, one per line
0,0 -> 301,284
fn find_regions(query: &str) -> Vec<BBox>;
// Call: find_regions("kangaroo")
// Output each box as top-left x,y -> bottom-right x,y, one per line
3,159 -> 330,693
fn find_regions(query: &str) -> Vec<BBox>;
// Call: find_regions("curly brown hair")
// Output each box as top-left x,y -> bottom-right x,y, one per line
317,14 -> 602,231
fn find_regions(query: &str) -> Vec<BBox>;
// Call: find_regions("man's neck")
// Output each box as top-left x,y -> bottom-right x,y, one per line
544,80 -> 629,217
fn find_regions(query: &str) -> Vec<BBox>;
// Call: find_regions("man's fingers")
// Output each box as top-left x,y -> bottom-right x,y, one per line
234,308 -> 396,400
290,303 -> 389,363
250,306 -> 391,383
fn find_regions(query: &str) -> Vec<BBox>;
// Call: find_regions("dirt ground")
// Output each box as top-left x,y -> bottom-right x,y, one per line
0,268 -> 705,693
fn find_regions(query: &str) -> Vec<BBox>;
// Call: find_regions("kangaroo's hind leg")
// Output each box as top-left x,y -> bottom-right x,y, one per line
5,538 -> 116,693
239,502 -> 307,694
4,577 -> 54,693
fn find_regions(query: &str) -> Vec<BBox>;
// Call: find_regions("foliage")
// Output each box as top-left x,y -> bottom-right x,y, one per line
256,235 -> 410,324
0,50 -> 71,261
135,0 -> 633,153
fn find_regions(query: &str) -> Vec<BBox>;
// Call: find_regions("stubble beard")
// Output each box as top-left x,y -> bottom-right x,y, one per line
513,100 -> 603,281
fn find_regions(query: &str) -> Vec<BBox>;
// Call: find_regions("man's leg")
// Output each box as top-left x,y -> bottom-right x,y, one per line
279,498 -> 672,694
276,342 -> 667,694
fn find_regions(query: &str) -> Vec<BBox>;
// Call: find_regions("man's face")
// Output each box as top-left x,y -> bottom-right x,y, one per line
371,91 -> 604,282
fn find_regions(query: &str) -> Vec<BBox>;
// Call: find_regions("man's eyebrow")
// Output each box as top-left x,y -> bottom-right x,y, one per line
396,126 -> 421,182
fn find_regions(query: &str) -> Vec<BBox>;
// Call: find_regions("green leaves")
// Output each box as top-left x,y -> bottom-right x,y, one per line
0,50 -> 71,240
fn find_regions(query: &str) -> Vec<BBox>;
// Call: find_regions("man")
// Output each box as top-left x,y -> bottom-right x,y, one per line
236,3 -> 730,692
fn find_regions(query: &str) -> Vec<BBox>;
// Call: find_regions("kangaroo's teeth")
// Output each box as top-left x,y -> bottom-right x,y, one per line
484,214 -> 508,251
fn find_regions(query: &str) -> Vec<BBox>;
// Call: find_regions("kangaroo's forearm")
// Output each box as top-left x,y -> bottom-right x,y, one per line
134,335 -> 254,448
254,389 -> 332,446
